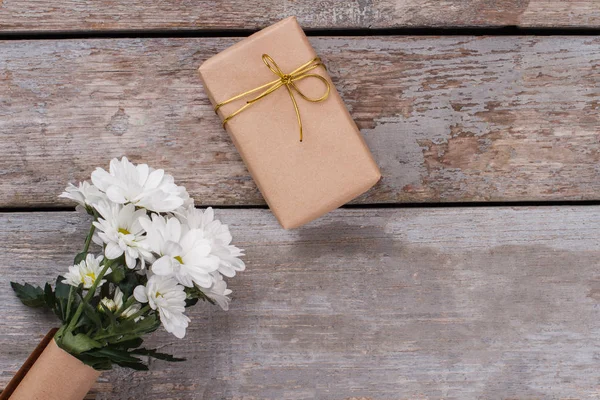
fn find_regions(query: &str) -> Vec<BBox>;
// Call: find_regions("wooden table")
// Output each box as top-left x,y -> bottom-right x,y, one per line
1,2 -> 600,399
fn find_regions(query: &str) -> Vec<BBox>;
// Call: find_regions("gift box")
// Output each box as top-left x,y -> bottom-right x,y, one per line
1,329 -> 100,400
198,16 -> 381,229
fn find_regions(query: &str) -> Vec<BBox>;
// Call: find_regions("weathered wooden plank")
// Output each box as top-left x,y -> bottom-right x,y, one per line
0,1 -> 599,32
1,36 -> 600,207
0,207 -> 599,398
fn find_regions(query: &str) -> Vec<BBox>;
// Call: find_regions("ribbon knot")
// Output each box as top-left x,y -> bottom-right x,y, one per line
280,74 -> 293,85
214,54 -> 331,142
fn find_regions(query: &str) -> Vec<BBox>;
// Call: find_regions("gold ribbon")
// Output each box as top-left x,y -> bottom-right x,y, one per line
214,54 -> 331,142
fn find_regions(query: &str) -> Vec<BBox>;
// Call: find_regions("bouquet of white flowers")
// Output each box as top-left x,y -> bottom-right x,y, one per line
10,157 -> 245,372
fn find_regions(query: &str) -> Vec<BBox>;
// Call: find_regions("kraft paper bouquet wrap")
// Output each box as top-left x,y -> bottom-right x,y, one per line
4,157 -> 245,400
199,16 -> 381,229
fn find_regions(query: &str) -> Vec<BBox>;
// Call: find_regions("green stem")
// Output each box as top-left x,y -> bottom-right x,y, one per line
64,259 -> 113,334
65,286 -> 74,320
83,224 -> 96,254
65,223 -> 96,321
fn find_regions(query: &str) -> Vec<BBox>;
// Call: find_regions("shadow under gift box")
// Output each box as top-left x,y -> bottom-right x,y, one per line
198,16 -> 381,229
1,329 -> 100,400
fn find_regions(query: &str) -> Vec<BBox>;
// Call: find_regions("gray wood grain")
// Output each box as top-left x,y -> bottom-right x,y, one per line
1,36 -> 600,208
0,1 -> 599,32
1,208 -> 599,399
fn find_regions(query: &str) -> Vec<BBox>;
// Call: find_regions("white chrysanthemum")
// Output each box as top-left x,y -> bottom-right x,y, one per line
141,214 -> 219,288
92,201 -> 153,269
99,287 -> 142,319
115,287 -> 143,319
59,181 -> 107,213
178,206 -> 245,277
99,297 -> 118,312
91,157 -> 189,213
134,275 -> 189,339
63,254 -> 110,289
205,272 -> 232,311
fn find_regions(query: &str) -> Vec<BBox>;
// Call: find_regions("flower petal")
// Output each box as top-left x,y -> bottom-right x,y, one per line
145,169 -> 164,189
152,255 -> 175,275
125,252 -> 136,269
136,163 -> 149,186
133,285 -> 148,303
165,217 -> 181,242
106,186 -> 128,204
90,167 -> 112,191
105,242 -> 124,259
162,240 -> 183,258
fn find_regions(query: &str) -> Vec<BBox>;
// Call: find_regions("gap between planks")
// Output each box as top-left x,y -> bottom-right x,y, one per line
5,200 -> 600,215
1,26 -> 600,41
1,0 -> 600,32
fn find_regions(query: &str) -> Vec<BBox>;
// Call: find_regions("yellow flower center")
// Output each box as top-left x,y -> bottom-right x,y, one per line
118,227 -> 131,235
84,272 -> 96,283
155,291 -> 163,298
174,256 -> 184,264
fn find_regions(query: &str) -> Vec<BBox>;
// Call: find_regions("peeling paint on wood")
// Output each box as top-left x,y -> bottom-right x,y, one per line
1,37 -> 599,207
0,1 -> 599,32
0,208 -> 599,399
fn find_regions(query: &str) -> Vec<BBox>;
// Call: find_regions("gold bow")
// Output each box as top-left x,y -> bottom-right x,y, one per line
214,54 -> 331,142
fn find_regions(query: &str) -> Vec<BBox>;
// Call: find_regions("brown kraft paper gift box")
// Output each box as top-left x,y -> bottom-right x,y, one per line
1,329 -> 100,400
198,16 -> 381,229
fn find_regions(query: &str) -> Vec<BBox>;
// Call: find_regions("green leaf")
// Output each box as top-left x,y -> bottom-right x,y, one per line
114,337 -> 144,349
11,282 -> 46,308
102,333 -> 146,345
55,276 -> 78,322
185,297 -> 199,307
52,303 -> 64,321
44,282 -> 56,309
114,360 -> 149,371
81,346 -> 150,369
52,276 -> 71,321
100,281 -> 110,299
93,313 -> 160,345
82,301 -> 102,329
77,354 -> 113,371
86,347 -> 141,363
117,270 -> 142,299
57,331 -> 102,355
54,276 -> 72,301
107,265 -> 126,284
74,252 -> 87,265
130,347 -> 186,362
123,313 -> 160,334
